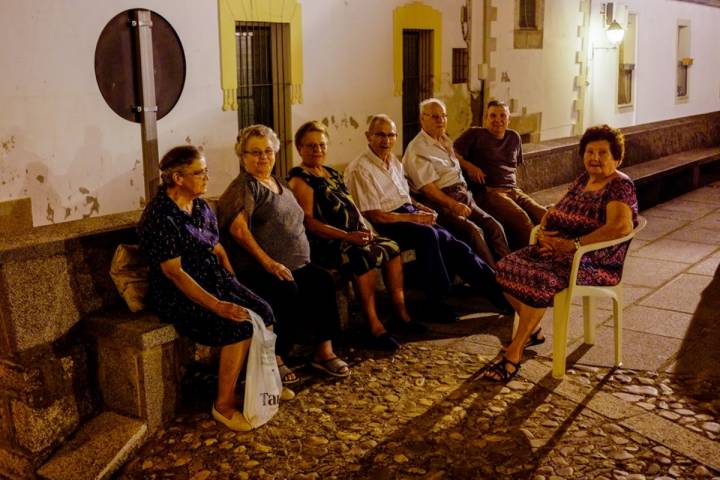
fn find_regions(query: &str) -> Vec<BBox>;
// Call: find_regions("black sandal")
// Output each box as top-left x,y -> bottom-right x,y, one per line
526,328 -> 546,348
477,356 -> 521,382
501,328 -> 545,351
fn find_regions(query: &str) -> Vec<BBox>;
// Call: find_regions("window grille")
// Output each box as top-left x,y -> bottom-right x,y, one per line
452,48 -> 468,84
402,29 -> 434,151
519,0 -> 537,29
236,22 -> 292,178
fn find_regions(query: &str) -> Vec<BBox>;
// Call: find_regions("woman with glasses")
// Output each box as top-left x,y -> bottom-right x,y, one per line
217,125 -> 350,380
138,145 -> 280,432
288,121 -> 425,352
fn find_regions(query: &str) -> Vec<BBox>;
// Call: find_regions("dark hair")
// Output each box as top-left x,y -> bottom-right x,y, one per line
486,99 -> 509,111
159,145 -> 202,185
579,124 -> 625,164
294,120 -> 328,150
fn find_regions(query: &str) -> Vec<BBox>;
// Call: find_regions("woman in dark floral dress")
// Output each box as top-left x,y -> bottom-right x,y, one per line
138,145 -> 278,431
480,125 -> 639,381
288,121 -> 426,351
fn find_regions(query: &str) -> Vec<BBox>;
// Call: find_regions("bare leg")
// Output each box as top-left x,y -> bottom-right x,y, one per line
504,293 -> 546,363
382,256 -> 411,322
484,293 -> 545,380
215,339 -> 251,419
353,269 -> 386,336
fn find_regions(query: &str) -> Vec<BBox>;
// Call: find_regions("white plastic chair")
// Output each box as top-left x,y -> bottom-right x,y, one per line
512,216 -> 646,379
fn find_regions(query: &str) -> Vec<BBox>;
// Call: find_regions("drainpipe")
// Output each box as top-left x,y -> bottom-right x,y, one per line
462,0 -> 485,125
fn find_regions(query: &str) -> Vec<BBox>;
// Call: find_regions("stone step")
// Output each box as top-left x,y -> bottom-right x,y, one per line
36,411 -> 147,480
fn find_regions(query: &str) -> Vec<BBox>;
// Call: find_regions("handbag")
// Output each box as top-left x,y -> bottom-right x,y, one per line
109,244 -> 149,312
243,310 -> 282,429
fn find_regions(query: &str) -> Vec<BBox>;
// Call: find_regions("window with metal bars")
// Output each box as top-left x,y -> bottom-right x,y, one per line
518,0 -> 537,29
452,48 -> 468,84
235,22 -> 292,179
402,29 -> 434,151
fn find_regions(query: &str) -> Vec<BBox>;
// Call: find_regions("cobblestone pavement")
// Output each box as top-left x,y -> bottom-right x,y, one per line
119,340 -> 720,480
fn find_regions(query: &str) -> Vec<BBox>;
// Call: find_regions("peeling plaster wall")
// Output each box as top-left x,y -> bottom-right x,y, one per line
489,0 -> 583,141
0,0 -> 238,227
1,0 -> 471,227
292,0 -> 470,169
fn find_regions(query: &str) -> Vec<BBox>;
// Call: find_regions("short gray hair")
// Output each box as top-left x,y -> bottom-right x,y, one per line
367,114 -> 396,132
235,124 -> 281,158
419,97 -> 446,112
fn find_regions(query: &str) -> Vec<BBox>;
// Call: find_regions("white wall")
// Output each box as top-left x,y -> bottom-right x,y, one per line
584,0 -> 720,128
0,0 -> 469,227
0,0 -> 240,227
3,0 -> 719,227
293,0 -> 469,166
487,0 -> 584,141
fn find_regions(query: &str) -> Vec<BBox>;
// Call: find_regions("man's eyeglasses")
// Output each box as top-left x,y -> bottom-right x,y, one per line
422,113 -> 448,121
371,132 -> 398,139
302,143 -> 328,151
244,149 -> 276,159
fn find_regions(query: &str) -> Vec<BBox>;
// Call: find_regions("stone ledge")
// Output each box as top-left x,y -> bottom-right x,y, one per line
36,411 -> 147,480
0,210 -> 141,263
84,309 -> 178,351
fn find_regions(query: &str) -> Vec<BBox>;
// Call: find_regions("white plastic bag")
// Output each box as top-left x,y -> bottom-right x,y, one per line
243,310 -> 282,429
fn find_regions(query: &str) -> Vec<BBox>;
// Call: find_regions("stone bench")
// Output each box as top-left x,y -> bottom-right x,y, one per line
518,112 -> 720,208
529,146 -> 720,207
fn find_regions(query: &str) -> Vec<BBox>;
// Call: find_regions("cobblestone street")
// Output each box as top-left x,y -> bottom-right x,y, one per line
119,342 -> 720,480
119,185 -> 720,480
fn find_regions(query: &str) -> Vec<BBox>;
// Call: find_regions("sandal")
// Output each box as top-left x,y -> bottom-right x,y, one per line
278,363 -> 300,385
502,328 -> 546,351
526,328 -> 546,348
477,356 -> 521,382
311,357 -> 351,378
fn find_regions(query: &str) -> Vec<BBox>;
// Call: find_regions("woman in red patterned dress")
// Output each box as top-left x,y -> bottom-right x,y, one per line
480,125 -> 639,381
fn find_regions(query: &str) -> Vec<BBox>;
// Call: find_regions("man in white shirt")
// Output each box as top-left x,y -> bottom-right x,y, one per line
344,114 -> 512,321
402,98 -> 510,268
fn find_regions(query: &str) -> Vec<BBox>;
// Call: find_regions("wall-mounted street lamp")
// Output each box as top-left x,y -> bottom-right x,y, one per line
606,19 -> 625,45
602,3 -> 625,45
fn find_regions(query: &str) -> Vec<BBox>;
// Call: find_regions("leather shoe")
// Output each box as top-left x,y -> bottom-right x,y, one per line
389,319 -> 428,334
424,303 -> 459,324
368,332 -> 401,351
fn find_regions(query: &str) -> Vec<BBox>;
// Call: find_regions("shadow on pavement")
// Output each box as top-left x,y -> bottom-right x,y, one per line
673,263 -> 720,400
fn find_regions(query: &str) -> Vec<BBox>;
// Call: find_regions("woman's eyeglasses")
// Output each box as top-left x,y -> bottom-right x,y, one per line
244,149 -> 276,159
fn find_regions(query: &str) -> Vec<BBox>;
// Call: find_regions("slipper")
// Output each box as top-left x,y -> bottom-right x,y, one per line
311,357 -> 351,378
281,386 -> 296,401
211,404 -> 252,432
278,363 -> 300,385
476,356 -> 521,383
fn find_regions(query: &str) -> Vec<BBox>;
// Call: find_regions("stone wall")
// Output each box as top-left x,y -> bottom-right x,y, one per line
517,111 -> 720,193
0,212 -> 139,477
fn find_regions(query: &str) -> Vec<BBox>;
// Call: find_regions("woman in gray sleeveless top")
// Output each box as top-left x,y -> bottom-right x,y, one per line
218,125 -> 350,381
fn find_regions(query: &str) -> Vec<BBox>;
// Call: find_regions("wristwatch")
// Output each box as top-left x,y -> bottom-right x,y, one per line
573,237 -> 582,250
